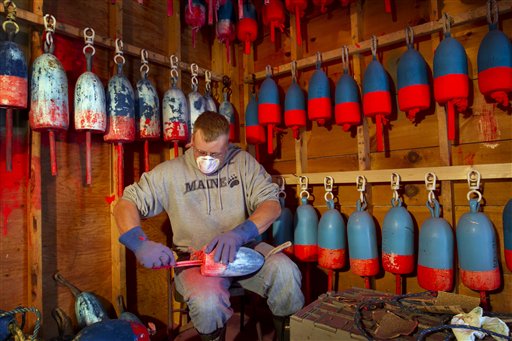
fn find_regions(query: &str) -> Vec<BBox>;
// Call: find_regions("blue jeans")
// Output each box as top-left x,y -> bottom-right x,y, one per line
174,252 -> 304,334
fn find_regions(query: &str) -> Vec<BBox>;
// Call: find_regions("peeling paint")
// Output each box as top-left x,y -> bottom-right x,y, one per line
105,73 -> 135,143
135,78 -> 160,139
0,40 -> 28,109
162,87 -> 189,142
75,71 -> 106,132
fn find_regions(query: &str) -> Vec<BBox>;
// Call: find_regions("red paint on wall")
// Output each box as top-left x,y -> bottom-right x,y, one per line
478,104 -> 499,142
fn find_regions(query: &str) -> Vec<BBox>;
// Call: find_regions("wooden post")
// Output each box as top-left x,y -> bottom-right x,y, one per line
27,0 -> 43,333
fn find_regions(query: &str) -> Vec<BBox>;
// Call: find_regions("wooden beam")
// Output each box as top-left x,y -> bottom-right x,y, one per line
0,3 -> 223,81
274,163 -> 512,186
245,1 -> 512,82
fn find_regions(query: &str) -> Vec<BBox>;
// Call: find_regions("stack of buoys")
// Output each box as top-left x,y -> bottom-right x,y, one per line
263,0 -> 285,43
74,28 -> 106,185
433,13 -> 469,142
477,0 -> 512,107
245,92 -> 265,161
284,61 -> 306,140
335,46 -> 361,132
258,65 -> 281,155
30,15 -> 69,176
285,0 -> 307,46
362,35 -> 391,152
397,27 -> 430,122
308,52 -> 331,127
237,1 -> 258,55
216,0 -> 236,64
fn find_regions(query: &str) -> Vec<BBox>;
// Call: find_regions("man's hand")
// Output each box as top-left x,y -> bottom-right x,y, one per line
119,226 -> 176,268
205,220 -> 259,264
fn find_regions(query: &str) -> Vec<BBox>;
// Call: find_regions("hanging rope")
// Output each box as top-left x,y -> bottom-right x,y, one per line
487,0 -> 499,25
370,35 -> 377,59
0,307 -> 42,341
405,26 -> 414,47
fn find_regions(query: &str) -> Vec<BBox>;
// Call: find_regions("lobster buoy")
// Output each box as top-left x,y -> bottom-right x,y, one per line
162,58 -> 189,158
335,46 -> 361,132
457,198 -> 500,308
284,64 -> 306,139
308,52 -> 332,127
237,1 -> 258,55
397,27 -> 431,122
504,199 -> 512,272
417,199 -> 454,292
382,197 -> 414,294
294,194 -> 318,262
318,193 -> 346,273
74,319 -> 149,341
0,11 -> 28,172
313,0 -> 333,13
477,1 -> 512,107
185,0 -> 206,49
74,28 -> 106,185
206,0 -> 225,25
258,66 -> 281,155
263,0 -> 285,44
245,93 -> 265,160
362,36 -> 391,152
104,39 -> 135,197
217,0 -> 236,64
188,64 -> 206,137
285,0 -> 307,46
136,50 -> 160,173
30,16 -> 69,177
219,90 -> 236,142
272,190 -> 294,255
433,13 -> 469,142
347,198 -> 379,288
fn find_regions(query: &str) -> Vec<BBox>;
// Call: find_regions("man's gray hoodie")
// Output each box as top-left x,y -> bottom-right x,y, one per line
122,145 -> 279,252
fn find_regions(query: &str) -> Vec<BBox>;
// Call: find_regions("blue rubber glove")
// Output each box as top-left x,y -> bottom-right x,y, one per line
119,226 -> 176,268
205,220 -> 260,264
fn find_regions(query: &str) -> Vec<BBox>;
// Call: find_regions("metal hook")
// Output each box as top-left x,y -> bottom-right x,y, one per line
324,176 -> 333,192
82,27 -> 95,56
316,51 -> 322,69
341,45 -> 349,73
467,170 -> 481,190
425,172 -> 437,204
265,65 -> 272,78
370,35 -> 377,58
277,176 -> 286,192
2,0 -> 19,34
170,55 -> 179,70
299,176 -> 310,199
291,61 -> 297,81
140,49 -> 149,75
391,173 -> 400,202
43,14 -> 56,33
114,38 -> 125,65
191,63 -> 199,77
443,12 -> 452,34
356,175 -> 366,204
405,26 -> 414,47
487,0 -> 499,25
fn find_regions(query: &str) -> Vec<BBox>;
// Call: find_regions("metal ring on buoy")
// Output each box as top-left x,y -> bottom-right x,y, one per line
467,189 -> 483,203
324,191 -> 334,202
300,190 -> 310,199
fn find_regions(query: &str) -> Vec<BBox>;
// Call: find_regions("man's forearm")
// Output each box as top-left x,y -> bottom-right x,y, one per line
113,199 -> 142,234
248,200 -> 281,235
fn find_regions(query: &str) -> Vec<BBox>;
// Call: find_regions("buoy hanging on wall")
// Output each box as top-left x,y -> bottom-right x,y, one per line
258,65 -> 281,155
347,176 -> 379,289
285,0 -> 307,46
162,56 -> 189,158
245,91 -> 265,161
104,39 -> 135,198
477,0 -> 512,107
272,177 -> 294,255
294,176 -> 318,262
382,173 -> 414,295
219,81 -> 236,142
185,0 -> 206,49
237,1 -> 258,55
263,0 -> 285,44
417,173 -> 454,292
74,28 -> 106,185
335,46 -> 361,132
284,61 -> 306,140
397,27 -> 431,122
308,52 -> 332,127
216,0 -> 235,64
433,13 -> 469,142
504,199 -> 512,272
135,49 -> 160,173
0,2 -> 27,172
203,70 -> 217,113
456,170 -> 500,310
362,35 -> 391,152
30,15 -> 69,176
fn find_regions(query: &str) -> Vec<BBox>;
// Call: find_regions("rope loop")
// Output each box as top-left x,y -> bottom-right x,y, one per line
405,26 -> 414,47
316,51 -> 322,69
341,45 -> 349,73
442,12 -> 452,34
487,0 -> 499,25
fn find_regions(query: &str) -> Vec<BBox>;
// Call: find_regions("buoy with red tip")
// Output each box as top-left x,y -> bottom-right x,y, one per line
456,170 -> 500,310
104,39 -> 136,198
313,0 -> 333,13
335,46 -> 361,132
284,61 -> 306,140
188,63 -> 206,138
477,0 -> 512,107
237,1 -> 258,55
74,28 -> 106,185
219,83 -> 236,142
203,70 -> 217,113
397,27 -> 431,122
0,3 -> 27,172
504,199 -> 512,272
347,176 -> 379,289
135,49 -> 160,173
245,92 -> 265,161
162,55 -> 189,158
185,0 -> 206,49
285,0 -> 307,46
433,13 -> 469,142
362,35 -> 391,152
382,173 -> 414,295
294,176 -> 318,262
308,52 -> 332,127
417,173 -> 454,292
263,0 -> 285,44
272,177 -> 294,255
30,15 -> 69,176
205,0 -> 225,25
258,65 -> 281,155
217,0 -> 235,64
318,176 -> 346,292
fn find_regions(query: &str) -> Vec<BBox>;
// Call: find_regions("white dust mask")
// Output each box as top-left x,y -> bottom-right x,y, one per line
196,155 -> 220,174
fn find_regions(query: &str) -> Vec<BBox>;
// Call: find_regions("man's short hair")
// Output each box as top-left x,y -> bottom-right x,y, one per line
193,111 -> 230,142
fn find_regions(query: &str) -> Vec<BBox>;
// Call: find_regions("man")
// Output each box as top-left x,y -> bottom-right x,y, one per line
114,111 -> 304,341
